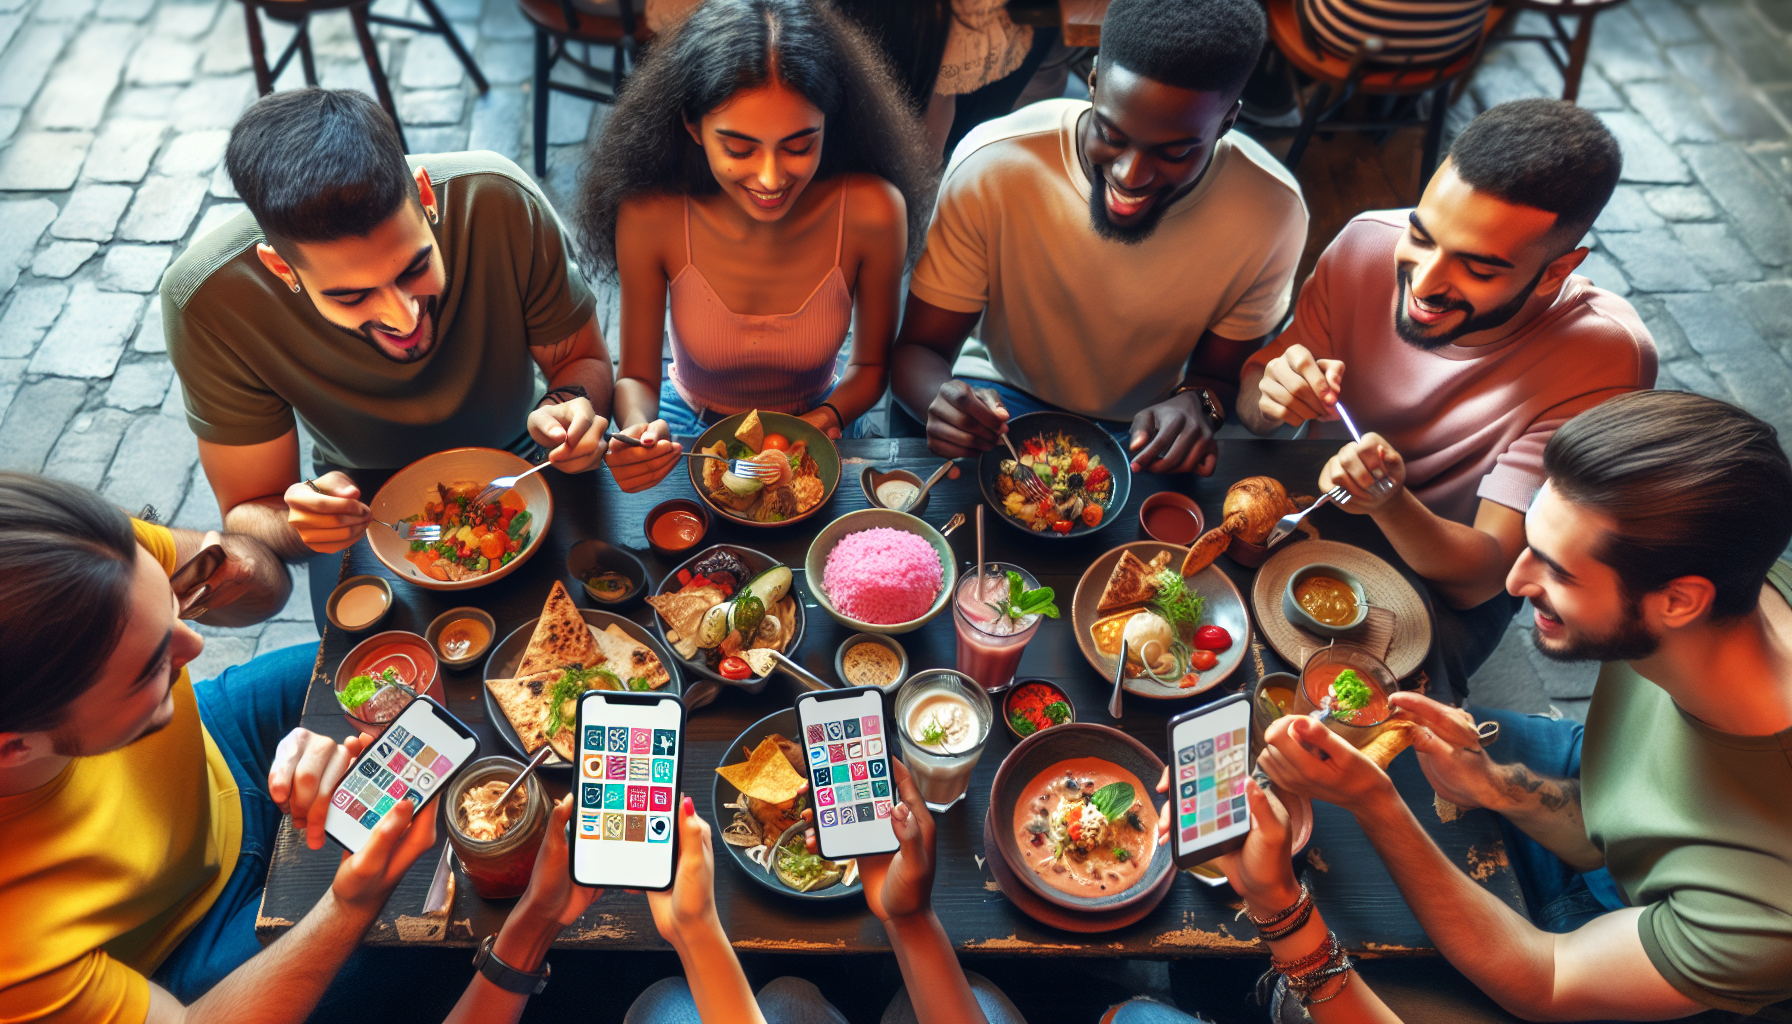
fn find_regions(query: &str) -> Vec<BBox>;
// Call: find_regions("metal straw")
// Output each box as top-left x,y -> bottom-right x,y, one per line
976,503 -> 987,592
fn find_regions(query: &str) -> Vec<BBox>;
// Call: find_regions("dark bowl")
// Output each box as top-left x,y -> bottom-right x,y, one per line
480,608 -> 684,770
1137,491 -> 1204,546
711,709 -> 863,902
649,545 -> 803,695
644,498 -> 711,563
978,411 -> 1131,539
567,539 -> 650,612
987,722 -> 1172,912
685,411 -> 842,528
1001,679 -> 1077,741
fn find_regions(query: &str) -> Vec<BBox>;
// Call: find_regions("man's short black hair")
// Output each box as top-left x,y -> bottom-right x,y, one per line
226,87 -> 416,253
1098,0 -> 1265,96
1448,99 -> 1622,238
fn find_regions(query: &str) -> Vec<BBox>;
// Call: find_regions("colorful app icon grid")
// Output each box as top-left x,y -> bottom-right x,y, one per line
802,708 -> 891,839
1176,726 -> 1249,845
581,714 -> 678,844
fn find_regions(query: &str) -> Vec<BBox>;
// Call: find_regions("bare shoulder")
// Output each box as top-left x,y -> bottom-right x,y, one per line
839,173 -> 906,231
616,192 -> 683,234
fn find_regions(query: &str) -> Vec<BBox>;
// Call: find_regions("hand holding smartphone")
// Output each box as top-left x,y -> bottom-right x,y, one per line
324,695 -> 478,854
795,686 -> 899,860
570,690 -> 686,890
1166,692 -> 1253,869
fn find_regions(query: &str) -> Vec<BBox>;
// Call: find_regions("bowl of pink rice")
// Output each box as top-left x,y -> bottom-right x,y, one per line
805,509 -> 957,635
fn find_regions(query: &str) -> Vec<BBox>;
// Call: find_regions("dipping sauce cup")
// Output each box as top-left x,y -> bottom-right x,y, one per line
645,499 -> 710,561
895,669 -> 993,812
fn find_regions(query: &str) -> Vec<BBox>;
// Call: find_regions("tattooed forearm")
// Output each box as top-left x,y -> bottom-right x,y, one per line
1499,765 -> 1582,815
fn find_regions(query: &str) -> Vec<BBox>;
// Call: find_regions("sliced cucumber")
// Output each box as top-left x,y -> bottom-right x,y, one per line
696,602 -> 731,648
742,565 -> 792,607
721,471 -> 764,496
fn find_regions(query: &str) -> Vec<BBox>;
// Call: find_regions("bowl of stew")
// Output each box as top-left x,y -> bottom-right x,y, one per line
1283,563 -> 1368,637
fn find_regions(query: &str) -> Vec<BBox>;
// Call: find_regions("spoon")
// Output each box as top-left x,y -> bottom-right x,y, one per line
495,744 -> 554,808
904,459 -> 955,512
1108,638 -> 1128,719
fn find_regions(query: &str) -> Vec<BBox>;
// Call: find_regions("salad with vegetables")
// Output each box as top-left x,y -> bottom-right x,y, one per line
646,549 -> 799,682
402,483 -> 532,582
996,432 -> 1114,534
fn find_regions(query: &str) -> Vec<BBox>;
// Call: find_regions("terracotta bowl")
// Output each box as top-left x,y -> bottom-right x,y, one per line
987,722 -> 1173,912
365,448 -> 552,591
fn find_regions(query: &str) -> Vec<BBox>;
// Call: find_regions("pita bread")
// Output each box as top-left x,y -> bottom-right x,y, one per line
1181,528 -> 1232,577
646,584 -> 726,659
735,409 -> 764,450
517,581 -> 604,677
593,623 -> 670,690
1098,551 -> 1162,611
484,670 -> 565,759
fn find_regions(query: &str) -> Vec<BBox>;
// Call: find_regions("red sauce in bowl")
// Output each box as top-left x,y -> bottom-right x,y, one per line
651,510 -> 705,551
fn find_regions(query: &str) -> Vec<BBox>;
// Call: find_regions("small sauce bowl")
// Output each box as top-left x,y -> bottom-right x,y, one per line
567,539 -> 649,611
326,575 -> 393,633
1283,563 -> 1369,636
425,607 -> 496,668
861,466 -> 930,515
1137,492 -> 1204,545
645,499 -> 710,562
835,632 -> 909,692
1002,679 -> 1076,740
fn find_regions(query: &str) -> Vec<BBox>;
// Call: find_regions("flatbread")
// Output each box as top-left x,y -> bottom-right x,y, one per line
1098,551 -> 1162,611
646,583 -> 726,659
735,409 -> 764,450
1363,719 -> 1416,770
1090,609 -> 1140,657
517,581 -> 603,677
593,623 -> 670,690
484,670 -> 563,759
717,736 -> 807,803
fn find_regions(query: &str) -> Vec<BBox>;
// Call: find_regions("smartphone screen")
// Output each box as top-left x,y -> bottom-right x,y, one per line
325,696 -> 477,854
571,691 -> 685,890
796,686 -> 899,860
1167,692 -> 1253,868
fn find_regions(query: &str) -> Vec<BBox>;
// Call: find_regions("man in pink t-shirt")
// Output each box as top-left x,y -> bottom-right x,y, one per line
1240,100 -> 1657,699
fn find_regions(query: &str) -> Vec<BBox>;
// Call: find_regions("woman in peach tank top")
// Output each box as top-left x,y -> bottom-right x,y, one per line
575,0 -> 936,492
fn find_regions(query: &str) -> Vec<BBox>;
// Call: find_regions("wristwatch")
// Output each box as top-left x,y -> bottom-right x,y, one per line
1175,384 -> 1225,431
472,933 -> 551,995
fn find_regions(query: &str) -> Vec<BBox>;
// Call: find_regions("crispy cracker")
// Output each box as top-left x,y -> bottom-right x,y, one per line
717,736 -> 807,804
735,410 -> 764,450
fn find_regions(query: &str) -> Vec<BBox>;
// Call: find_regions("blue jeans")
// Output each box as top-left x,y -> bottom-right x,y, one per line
960,379 -> 1135,445
150,643 -> 318,1001
1471,706 -> 1627,933
657,374 -> 871,439
624,973 -> 1029,1024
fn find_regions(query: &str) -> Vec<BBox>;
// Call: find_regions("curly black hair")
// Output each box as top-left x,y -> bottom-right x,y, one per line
575,0 -> 936,277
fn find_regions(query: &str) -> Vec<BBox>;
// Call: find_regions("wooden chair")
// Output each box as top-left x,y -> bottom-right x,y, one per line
1266,0 -> 1505,187
516,0 -> 651,176
1492,0 -> 1631,103
237,0 -> 489,153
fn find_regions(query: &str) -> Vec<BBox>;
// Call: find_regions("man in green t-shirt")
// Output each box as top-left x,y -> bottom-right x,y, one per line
1259,390 -> 1792,1019
164,89 -> 612,599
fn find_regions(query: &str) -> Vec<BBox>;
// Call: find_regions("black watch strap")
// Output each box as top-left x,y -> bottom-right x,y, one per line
538,383 -> 589,408
473,934 -> 551,995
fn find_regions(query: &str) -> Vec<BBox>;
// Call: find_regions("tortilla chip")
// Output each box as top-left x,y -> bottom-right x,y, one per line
518,581 -> 604,677
594,623 -> 670,690
646,584 -> 725,653
1090,609 -> 1140,657
1098,551 -> 1161,612
484,670 -> 563,758
717,736 -> 807,803
735,409 -> 764,450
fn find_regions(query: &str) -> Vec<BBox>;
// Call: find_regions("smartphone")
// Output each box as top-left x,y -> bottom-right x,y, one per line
168,543 -> 226,620
324,695 -> 478,855
1167,692 -> 1253,870
795,685 -> 899,860
570,690 -> 686,890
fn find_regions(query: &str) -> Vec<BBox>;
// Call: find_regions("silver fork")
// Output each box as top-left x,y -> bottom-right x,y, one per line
472,459 -> 553,506
607,432 -> 780,482
1263,486 -> 1352,548
973,387 -> 1052,502
304,480 -> 441,543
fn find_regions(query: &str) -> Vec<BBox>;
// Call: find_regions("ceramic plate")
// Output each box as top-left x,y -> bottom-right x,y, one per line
1071,541 -> 1250,698
977,411 -> 1131,539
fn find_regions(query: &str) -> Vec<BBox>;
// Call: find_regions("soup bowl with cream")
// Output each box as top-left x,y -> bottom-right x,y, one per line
988,722 -> 1173,912
1283,563 -> 1369,637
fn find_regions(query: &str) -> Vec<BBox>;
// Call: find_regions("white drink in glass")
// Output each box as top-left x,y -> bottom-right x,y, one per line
895,669 -> 992,812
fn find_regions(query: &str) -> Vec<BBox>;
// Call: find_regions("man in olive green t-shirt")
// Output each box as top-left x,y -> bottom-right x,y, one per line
1257,391 -> 1792,1020
164,89 -> 611,588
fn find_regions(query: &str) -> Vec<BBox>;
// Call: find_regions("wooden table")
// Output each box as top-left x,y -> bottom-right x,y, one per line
258,438 -> 1521,958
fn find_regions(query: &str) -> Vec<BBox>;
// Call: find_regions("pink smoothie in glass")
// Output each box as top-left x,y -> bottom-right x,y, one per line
953,563 -> 1041,692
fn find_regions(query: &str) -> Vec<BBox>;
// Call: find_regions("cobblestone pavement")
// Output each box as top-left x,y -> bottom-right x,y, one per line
1,0 -> 1790,700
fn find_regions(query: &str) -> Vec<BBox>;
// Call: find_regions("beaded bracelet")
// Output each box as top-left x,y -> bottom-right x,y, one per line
1300,970 -> 1353,1007
1247,884 -> 1311,931
1270,931 -> 1340,977
1258,901 -> 1314,941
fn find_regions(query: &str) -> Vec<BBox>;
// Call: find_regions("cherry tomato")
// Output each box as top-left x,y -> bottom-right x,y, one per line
677,569 -> 692,586
1070,451 -> 1089,473
479,532 -> 506,560
1194,625 -> 1233,651
1086,466 -> 1111,488
1051,520 -> 1073,534
1190,649 -> 1219,671
718,656 -> 753,680
1178,672 -> 1202,689
762,433 -> 790,452
1081,504 -> 1103,527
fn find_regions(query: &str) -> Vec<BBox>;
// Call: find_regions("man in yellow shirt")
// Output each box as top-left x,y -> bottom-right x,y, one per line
0,473 -> 436,1023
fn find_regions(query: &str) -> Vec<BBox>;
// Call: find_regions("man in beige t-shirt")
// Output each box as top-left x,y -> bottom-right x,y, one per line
891,0 -> 1307,477
164,89 -> 612,622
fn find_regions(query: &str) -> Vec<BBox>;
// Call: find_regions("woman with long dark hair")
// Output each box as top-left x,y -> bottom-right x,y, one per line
579,0 -> 935,492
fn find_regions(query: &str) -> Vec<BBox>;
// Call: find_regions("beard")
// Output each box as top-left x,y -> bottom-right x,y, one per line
1087,166 -> 1175,245
1393,263 -> 1546,350
1528,595 -> 1660,664
350,294 -> 441,364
